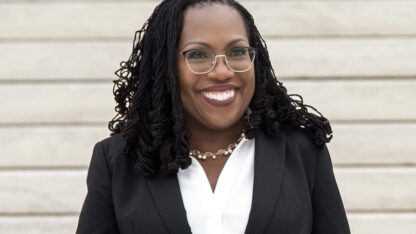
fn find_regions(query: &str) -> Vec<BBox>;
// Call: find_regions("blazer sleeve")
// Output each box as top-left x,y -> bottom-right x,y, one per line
76,141 -> 120,234
311,145 -> 351,234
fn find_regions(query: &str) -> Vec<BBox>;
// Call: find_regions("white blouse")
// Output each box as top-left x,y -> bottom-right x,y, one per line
177,137 -> 255,234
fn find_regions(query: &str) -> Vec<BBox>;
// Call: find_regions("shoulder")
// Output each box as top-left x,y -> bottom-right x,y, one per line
94,133 -> 129,167
280,125 -> 325,153
278,125 -> 331,178
99,133 -> 126,152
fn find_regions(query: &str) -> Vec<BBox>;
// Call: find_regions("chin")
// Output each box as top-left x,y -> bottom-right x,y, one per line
202,114 -> 244,131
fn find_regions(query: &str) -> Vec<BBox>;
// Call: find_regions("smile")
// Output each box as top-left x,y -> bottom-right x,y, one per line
202,89 -> 235,101
201,89 -> 237,107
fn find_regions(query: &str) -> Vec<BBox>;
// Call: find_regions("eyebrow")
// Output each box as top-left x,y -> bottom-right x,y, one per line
182,38 -> 247,50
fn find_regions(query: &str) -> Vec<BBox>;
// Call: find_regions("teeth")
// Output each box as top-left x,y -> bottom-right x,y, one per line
202,89 -> 235,101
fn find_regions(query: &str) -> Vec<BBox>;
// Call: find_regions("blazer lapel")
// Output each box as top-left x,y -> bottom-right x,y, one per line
245,129 -> 287,234
146,173 -> 192,234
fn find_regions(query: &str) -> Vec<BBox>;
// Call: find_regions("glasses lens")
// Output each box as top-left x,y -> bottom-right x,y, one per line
226,47 -> 255,72
184,49 -> 213,74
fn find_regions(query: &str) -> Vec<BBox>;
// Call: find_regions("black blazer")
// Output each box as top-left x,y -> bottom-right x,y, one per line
77,127 -> 350,234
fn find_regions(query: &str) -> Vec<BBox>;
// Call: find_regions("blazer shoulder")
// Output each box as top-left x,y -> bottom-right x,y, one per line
281,125 -> 326,151
96,133 -> 128,166
279,125 -> 330,177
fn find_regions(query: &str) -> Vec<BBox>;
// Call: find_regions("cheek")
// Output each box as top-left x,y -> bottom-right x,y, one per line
177,63 -> 196,107
177,58 -> 187,84
245,71 -> 256,99
177,59 -> 189,92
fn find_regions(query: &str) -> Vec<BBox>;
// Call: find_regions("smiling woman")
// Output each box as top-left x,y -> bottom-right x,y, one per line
77,0 -> 350,233
177,4 -> 255,150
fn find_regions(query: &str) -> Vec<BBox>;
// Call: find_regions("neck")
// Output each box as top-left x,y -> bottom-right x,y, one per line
188,120 -> 245,153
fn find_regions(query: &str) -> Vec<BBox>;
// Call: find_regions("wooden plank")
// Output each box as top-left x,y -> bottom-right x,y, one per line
0,126 -> 109,168
348,213 -> 416,234
0,216 -> 77,234
0,214 -> 415,234
336,168 -> 416,211
2,39 -> 416,80
1,1 -> 416,39
330,124 -> 416,166
0,169 -> 415,213
1,124 -> 415,168
1,80 -> 414,123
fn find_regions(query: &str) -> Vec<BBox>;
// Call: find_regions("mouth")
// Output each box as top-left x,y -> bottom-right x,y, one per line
201,88 -> 237,107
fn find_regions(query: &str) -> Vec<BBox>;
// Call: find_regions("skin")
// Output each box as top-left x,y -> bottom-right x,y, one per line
177,3 -> 255,191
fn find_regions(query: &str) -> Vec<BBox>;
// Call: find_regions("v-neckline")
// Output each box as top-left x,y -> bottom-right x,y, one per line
148,128 -> 287,234
187,136 -> 249,216
190,136 -> 247,194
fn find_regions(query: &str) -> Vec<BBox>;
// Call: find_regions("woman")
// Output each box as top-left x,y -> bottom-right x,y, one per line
77,0 -> 350,233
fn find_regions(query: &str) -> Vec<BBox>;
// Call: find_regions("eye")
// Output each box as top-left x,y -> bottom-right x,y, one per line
185,49 -> 209,60
228,47 -> 248,57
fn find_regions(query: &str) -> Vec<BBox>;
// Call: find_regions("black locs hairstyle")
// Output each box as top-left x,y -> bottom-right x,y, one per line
108,0 -> 333,177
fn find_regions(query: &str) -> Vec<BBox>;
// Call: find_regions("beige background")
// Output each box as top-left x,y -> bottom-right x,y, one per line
1,0 -> 416,233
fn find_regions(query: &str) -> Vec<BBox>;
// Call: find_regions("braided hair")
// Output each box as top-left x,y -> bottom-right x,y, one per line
108,0 -> 332,176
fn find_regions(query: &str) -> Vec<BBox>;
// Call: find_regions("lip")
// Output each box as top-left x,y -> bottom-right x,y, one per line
200,88 -> 238,107
200,84 -> 239,92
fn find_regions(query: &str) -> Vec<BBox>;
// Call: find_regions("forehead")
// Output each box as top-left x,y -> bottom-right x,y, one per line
179,4 -> 248,48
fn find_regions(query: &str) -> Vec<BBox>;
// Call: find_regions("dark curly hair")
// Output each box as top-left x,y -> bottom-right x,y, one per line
108,0 -> 332,177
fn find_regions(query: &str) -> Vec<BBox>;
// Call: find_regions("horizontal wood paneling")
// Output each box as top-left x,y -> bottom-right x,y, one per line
1,124 -> 415,168
1,81 -> 414,123
2,39 -> 416,80
1,213 -> 416,234
0,169 -> 415,214
1,1 -> 416,39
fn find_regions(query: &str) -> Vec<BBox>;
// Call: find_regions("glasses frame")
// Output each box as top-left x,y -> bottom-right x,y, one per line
180,47 -> 256,75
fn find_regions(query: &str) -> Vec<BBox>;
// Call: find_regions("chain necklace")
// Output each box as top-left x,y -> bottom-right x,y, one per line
189,132 -> 245,160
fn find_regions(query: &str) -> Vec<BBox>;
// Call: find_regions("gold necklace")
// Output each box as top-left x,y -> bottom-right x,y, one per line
189,132 -> 245,160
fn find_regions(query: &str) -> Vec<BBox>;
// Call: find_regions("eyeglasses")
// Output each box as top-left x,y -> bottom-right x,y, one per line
180,47 -> 256,74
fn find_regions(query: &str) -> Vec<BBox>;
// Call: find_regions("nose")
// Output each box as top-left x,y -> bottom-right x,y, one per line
208,55 -> 233,80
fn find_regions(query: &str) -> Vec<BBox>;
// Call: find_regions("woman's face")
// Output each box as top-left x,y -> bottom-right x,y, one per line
177,4 -> 255,133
